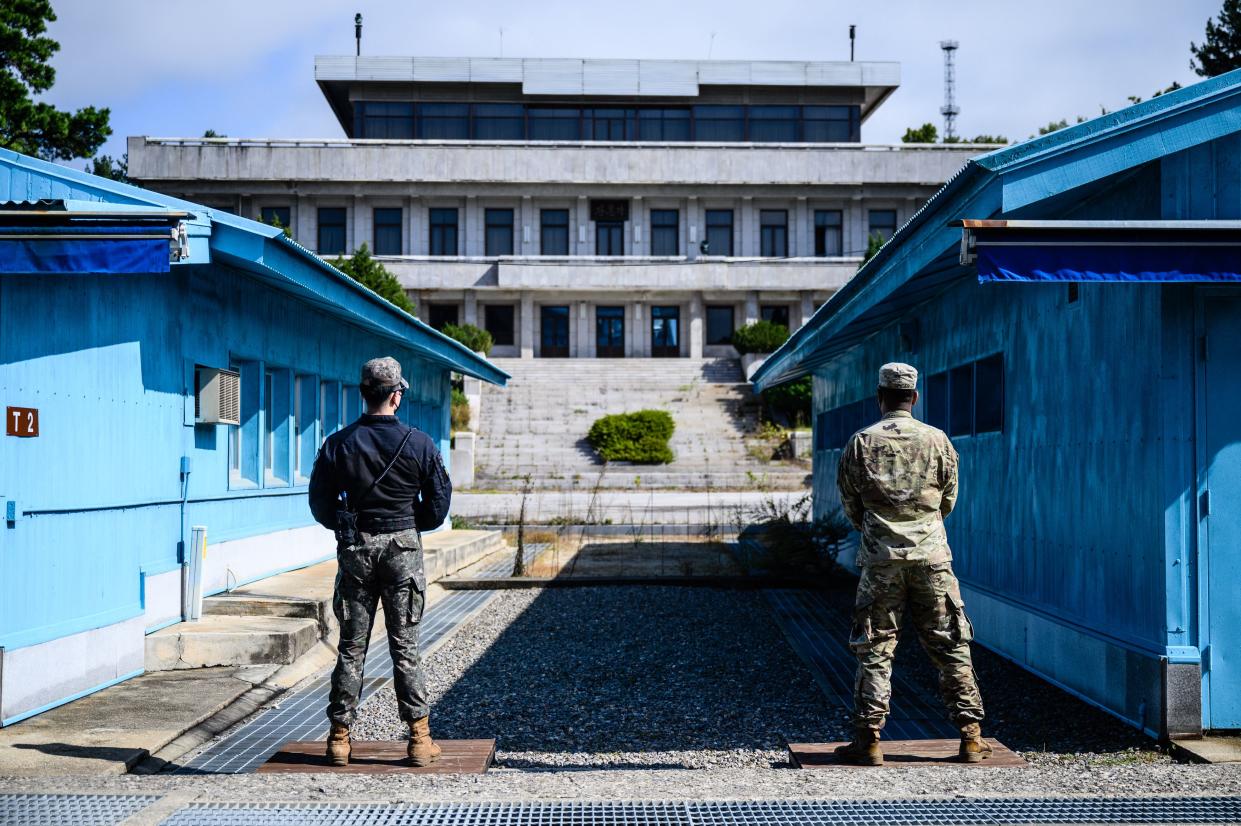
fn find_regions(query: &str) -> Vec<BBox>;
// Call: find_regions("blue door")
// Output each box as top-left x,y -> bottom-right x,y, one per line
1202,295 -> 1241,728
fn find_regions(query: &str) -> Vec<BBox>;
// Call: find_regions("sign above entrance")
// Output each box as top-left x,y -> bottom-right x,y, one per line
590,200 -> 629,222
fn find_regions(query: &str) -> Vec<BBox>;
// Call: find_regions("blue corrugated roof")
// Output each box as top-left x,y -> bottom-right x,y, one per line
0,147 -> 508,386
753,68 -> 1241,392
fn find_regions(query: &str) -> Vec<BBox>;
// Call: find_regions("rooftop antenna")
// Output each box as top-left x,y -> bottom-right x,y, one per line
940,40 -> 960,141
707,31 -> 717,59
499,27 -> 504,57
355,13 -> 363,57
849,25 -> 856,61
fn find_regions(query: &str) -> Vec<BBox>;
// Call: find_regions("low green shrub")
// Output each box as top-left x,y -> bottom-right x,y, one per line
731,320 -> 790,354
450,386 -> 470,431
587,410 -> 675,464
442,322 -> 494,356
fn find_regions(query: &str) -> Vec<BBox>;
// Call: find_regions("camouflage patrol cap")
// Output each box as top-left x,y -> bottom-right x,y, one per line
360,356 -> 409,393
878,362 -> 918,390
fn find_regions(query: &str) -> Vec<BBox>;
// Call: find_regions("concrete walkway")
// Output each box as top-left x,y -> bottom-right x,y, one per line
455,490 -> 807,526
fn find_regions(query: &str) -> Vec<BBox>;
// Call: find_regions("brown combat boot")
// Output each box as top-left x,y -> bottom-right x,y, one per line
958,722 -> 993,763
834,727 -> 883,766
326,722 -> 351,767
408,716 -> 442,767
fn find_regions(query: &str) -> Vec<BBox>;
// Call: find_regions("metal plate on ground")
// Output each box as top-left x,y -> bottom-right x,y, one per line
789,739 -> 1027,768
257,738 -> 495,774
158,797 -> 1241,825
0,793 -> 159,825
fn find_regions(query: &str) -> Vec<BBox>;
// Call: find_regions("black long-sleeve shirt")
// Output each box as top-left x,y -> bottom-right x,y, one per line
309,414 -> 452,534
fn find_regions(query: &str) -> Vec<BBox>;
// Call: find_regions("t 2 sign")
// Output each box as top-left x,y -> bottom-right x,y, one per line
6,407 -> 38,437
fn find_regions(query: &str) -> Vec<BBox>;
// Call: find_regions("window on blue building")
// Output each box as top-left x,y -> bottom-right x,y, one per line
693,106 -> 745,141
294,375 -> 317,483
650,209 -> 679,255
749,106 -> 800,142
429,208 -> 458,256
418,103 -> 469,139
529,108 -> 581,140
264,367 -> 291,487
485,208 -> 515,256
231,361 -> 261,487
319,380 -> 341,444
317,208 -> 346,255
473,103 -> 524,140
949,364 -> 974,437
926,371 -> 949,432
974,353 -> 1005,434
342,385 -> 362,426
541,209 -> 569,255
373,207 -> 402,255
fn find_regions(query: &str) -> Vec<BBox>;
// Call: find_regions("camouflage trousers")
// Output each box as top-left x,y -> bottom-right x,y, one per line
849,560 -> 984,730
327,528 -> 429,727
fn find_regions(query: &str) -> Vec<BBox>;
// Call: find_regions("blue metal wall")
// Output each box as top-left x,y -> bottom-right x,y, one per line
0,263 -> 450,654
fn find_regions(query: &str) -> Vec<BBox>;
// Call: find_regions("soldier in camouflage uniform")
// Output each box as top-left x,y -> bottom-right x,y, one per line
309,357 -> 451,767
834,362 -> 990,765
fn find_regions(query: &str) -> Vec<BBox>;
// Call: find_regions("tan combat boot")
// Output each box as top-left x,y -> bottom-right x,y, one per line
326,722 -> 351,767
958,722 -> 993,763
834,727 -> 883,766
408,716 -> 442,767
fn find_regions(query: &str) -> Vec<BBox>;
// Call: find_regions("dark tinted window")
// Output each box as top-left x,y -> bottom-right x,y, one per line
428,303 -> 458,330
650,209 -> 679,256
706,305 -> 735,345
418,103 -> 469,139
529,108 -> 580,140
260,206 -> 291,230
974,353 -> 1004,433
584,108 -> 633,140
317,207 -> 346,254
803,105 -> 859,142
949,363 -> 974,437
749,105 -> 800,142
472,103 -> 524,140
429,208 -> 458,256
355,101 -> 415,139
926,371 -> 949,432
596,221 -> 624,255
485,208 -> 514,256
704,209 -> 733,256
484,304 -> 515,346
638,108 -> 691,141
540,209 -> 569,255
373,207 -> 402,255
694,105 -> 744,141
814,210 -> 842,257
760,210 -> 788,257
761,305 -> 790,329
868,209 -> 899,243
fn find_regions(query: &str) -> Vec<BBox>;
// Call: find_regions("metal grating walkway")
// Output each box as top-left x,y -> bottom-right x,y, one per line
156,797 -> 1241,825
0,793 -> 159,825
765,589 -> 959,740
174,588 -> 496,774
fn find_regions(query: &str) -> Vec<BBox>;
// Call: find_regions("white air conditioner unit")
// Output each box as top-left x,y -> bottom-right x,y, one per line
196,367 -> 241,425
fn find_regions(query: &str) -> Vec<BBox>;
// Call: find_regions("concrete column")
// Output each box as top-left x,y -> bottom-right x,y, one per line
407,196 -> 419,255
352,195 -> 366,253
521,195 -> 533,255
685,196 -> 697,260
575,196 -> 589,255
577,301 -> 591,357
799,293 -> 815,330
631,196 -> 643,256
741,197 -> 754,257
795,196 -> 810,257
849,194 -> 865,259
744,291 -> 759,326
632,302 -> 646,357
465,196 -> 478,256
463,292 -> 478,327
689,292 -> 704,358
520,291 -> 534,359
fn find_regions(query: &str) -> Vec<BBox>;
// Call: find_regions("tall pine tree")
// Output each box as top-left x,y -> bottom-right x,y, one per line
1192,0 -> 1241,77
331,244 -> 416,315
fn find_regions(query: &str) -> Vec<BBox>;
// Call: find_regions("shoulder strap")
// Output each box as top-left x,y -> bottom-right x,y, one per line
352,427 -> 416,511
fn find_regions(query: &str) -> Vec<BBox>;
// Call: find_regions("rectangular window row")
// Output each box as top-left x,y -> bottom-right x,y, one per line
352,101 -> 861,143
814,399 -> 872,452
925,353 -> 1005,437
303,206 -> 898,257
225,360 -> 370,490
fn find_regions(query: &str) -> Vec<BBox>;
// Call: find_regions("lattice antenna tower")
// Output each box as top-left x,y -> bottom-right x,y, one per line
940,40 -> 960,142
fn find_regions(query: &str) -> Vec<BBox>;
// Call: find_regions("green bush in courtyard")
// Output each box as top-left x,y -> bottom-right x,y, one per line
731,320 -> 790,354
442,323 -> 493,356
762,376 -> 812,427
587,410 -> 675,464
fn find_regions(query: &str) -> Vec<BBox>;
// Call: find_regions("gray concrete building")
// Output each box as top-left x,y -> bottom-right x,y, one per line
128,56 -> 986,359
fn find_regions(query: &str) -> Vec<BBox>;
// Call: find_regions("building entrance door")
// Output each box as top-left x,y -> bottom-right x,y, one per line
596,306 -> 625,357
651,306 -> 680,358
1201,293 -> 1241,729
540,305 -> 570,358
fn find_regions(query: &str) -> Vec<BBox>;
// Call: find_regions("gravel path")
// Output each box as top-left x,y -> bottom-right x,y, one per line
352,587 -> 850,768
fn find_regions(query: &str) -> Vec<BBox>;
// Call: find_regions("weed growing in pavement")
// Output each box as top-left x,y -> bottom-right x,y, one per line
512,474 -> 532,577
736,492 -> 851,580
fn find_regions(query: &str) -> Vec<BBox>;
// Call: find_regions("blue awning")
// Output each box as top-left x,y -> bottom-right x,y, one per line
961,220 -> 1241,284
0,222 -> 174,275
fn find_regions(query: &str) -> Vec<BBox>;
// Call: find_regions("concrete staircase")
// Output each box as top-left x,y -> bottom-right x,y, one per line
473,358 -> 810,491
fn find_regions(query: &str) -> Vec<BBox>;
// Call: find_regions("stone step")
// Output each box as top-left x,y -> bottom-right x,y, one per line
145,615 -> 320,671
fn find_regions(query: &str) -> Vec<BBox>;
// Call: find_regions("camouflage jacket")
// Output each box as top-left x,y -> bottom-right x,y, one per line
836,410 -> 958,565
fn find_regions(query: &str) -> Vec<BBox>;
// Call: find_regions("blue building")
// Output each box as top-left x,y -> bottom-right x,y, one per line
0,149 -> 507,726
754,70 -> 1241,738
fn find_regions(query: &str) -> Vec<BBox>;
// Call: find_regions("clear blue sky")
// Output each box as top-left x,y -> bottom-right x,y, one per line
39,0 -> 1220,163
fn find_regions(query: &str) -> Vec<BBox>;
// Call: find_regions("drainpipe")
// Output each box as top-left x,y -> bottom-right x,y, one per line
179,455 -> 192,621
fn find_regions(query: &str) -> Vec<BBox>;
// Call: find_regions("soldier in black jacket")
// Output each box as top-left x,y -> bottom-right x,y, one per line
309,356 -> 452,767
